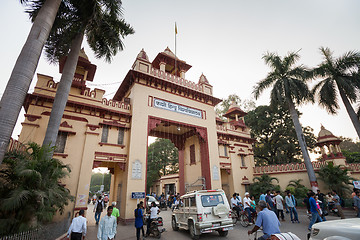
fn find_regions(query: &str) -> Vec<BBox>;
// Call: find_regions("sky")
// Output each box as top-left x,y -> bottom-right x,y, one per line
1,0 -> 360,148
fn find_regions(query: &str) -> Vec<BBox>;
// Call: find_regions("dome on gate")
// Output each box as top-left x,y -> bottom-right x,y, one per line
317,125 -> 341,145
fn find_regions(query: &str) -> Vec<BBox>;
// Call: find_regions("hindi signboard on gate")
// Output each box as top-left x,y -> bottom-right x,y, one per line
354,181 -> 360,189
154,98 -> 202,119
131,192 -> 145,199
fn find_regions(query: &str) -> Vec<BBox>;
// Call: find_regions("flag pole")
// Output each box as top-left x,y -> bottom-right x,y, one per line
175,22 -> 177,77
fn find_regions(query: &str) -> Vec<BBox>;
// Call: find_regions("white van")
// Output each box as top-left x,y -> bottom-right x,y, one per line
171,189 -> 233,239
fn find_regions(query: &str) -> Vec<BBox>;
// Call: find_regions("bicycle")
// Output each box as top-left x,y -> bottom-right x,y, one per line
231,209 -> 240,224
239,210 -> 257,227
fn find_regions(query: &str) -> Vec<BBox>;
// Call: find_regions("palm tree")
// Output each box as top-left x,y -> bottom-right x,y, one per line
317,161 -> 355,197
287,179 -> 308,198
253,51 -> 319,191
41,0 -> 134,151
0,142 -> 73,235
312,47 -> 360,138
250,174 -> 280,199
0,0 -> 61,165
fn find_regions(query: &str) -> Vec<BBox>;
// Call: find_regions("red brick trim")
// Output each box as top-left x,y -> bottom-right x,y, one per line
95,151 -> 127,157
53,153 -> 68,158
99,142 -> 125,148
85,132 -> 99,135
21,122 -> 39,127
41,111 -> 88,122
234,143 -> 249,148
24,114 -> 41,122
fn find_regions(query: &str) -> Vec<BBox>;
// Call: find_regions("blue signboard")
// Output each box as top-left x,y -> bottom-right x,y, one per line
131,192 -> 145,199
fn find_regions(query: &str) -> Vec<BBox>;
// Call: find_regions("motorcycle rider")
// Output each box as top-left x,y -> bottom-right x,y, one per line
146,202 -> 160,236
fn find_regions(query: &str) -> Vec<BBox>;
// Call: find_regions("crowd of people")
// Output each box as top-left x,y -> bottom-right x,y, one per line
65,188 -> 360,240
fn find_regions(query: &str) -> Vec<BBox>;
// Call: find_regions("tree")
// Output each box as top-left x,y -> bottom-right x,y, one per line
215,94 -> 256,118
249,174 -> 280,200
317,162 -> 355,197
147,138 -> 179,191
90,172 -> 111,193
0,143 -> 73,235
339,137 -> 360,163
0,0 -> 62,164
40,0 -> 134,153
286,179 -> 308,199
253,51 -> 318,191
312,47 -> 360,138
245,105 -> 317,165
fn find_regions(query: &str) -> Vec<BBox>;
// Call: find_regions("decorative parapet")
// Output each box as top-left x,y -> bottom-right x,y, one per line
253,161 -> 328,175
7,138 -> 25,152
150,68 -> 204,93
346,163 -> 360,173
101,98 -> 131,110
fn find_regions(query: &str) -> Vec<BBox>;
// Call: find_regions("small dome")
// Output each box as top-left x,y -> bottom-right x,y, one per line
317,125 -> 340,144
137,48 -> 149,61
223,101 -> 247,118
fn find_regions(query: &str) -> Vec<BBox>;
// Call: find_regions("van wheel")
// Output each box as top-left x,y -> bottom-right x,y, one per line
218,230 -> 228,237
172,217 -> 179,231
189,222 -> 199,240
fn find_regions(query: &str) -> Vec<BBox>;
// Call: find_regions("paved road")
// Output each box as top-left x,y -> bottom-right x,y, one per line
85,205 -> 357,240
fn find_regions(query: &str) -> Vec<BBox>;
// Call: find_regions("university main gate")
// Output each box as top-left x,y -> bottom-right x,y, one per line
19,47 -> 255,223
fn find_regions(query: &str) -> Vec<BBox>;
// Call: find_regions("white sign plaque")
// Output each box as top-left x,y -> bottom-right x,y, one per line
132,160 -> 142,179
212,165 -> 219,181
154,98 -> 202,118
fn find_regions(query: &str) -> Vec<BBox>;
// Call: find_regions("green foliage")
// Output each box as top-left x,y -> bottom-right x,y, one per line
287,179 -> 308,198
339,137 -> 360,163
245,105 -> 317,165
147,138 -> 179,191
317,162 -> 355,197
312,47 -> 360,115
253,51 -> 313,107
342,150 -> 360,163
89,173 -> 111,193
0,143 -> 73,235
249,174 -> 280,200
215,94 -> 256,118
27,0 -> 135,63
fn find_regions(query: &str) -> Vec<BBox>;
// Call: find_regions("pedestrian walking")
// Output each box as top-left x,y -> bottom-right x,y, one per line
274,191 -> 285,221
353,190 -> 360,218
94,196 -> 104,225
332,190 -> 345,219
97,206 -> 117,240
308,192 -> 322,231
285,191 -> 299,223
135,203 -> 145,240
265,190 -> 276,212
67,209 -> 87,240
111,202 -> 120,224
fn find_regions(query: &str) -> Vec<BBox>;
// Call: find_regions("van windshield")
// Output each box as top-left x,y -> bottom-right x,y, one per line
201,194 -> 224,207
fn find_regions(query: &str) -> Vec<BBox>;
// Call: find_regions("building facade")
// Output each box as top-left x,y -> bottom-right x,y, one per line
18,48 -> 255,222
18,47 -> 360,224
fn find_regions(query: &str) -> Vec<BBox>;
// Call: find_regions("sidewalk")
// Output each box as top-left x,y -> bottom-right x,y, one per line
85,204 -> 136,240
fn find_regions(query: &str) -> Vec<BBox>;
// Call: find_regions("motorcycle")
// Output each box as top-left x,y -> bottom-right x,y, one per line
328,202 -> 340,217
145,216 -> 165,239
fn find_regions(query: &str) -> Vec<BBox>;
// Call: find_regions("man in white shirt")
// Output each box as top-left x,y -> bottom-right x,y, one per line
244,192 -> 256,224
274,191 -> 285,221
172,197 -> 180,210
231,193 -> 242,218
97,206 -> 117,240
146,202 -> 160,236
67,210 -> 87,240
